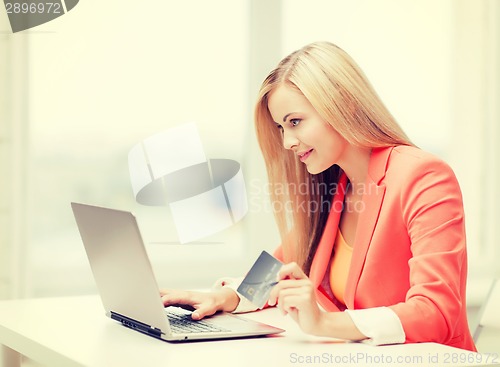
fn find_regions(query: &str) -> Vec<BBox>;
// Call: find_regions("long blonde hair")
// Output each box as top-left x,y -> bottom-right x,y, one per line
254,41 -> 413,273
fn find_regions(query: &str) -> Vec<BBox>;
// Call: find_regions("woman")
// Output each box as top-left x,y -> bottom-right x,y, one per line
161,41 -> 476,351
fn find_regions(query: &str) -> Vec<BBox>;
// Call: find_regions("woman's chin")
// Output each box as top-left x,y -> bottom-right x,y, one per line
305,165 -> 320,175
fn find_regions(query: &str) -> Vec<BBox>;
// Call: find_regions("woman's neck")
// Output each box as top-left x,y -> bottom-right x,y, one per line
338,146 -> 372,190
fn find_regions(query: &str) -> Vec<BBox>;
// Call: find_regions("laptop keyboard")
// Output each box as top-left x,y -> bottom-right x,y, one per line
166,308 -> 230,334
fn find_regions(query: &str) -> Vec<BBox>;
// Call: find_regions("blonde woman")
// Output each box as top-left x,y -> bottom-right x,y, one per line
161,41 -> 476,351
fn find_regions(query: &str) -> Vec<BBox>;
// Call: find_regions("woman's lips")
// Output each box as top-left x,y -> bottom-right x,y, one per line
299,149 -> 313,162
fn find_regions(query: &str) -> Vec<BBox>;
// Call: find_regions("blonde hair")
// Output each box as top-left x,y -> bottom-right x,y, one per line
255,41 -> 413,273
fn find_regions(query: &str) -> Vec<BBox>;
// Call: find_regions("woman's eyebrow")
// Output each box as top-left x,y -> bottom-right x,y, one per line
282,112 -> 294,122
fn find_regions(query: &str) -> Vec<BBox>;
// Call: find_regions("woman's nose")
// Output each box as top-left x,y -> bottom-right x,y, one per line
282,129 -> 299,150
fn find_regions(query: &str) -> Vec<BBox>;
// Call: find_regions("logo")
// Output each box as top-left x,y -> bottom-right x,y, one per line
3,0 -> 79,33
128,122 -> 249,244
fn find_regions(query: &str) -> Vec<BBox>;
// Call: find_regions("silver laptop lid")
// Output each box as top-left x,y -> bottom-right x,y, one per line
71,202 -> 170,335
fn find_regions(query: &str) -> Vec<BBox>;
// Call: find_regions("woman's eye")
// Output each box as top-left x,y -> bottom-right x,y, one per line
290,118 -> 301,126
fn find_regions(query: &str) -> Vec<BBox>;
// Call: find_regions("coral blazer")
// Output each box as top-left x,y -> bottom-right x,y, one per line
274,145 -> 476,351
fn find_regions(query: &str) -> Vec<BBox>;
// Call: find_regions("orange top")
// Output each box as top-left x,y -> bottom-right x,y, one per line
329,229 -> 353,305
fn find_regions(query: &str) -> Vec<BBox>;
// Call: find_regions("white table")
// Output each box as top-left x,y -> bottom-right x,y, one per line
0,295 -> 497,367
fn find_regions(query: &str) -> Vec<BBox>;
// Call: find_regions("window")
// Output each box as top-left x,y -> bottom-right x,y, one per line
2,0 -> 498,301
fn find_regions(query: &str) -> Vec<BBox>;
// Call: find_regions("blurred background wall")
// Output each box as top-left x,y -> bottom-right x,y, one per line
0,0 -> 499,316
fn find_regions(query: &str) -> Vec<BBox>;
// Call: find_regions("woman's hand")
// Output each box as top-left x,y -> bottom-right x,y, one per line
268,262 -> 324,335
160,287 -> 239,320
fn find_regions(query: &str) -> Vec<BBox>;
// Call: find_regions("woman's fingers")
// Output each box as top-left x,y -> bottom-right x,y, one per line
276,286 -> 314,312
191,303 -> 218,320
268,262 -> 308,306
160,289 -> 195,307
268,278 -> 311,306
160,289 -> 219,320
271,284 -> 323,335
277,262 -> 307,281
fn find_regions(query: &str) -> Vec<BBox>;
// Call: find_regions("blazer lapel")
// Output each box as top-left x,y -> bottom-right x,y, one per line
344,147 -> 393,309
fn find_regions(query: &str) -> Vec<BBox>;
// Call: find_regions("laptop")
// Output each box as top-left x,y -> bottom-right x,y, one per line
71,202 -> 284,342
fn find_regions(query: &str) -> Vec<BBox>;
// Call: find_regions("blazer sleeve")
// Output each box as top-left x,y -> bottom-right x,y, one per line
389,157 -> 468,344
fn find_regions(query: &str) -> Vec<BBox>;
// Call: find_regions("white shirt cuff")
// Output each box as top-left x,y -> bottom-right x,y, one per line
212,277 -> 259,314
345,307 -> 406,345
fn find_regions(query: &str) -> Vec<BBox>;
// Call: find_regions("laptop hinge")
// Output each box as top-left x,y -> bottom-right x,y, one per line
110,311 -> 163,338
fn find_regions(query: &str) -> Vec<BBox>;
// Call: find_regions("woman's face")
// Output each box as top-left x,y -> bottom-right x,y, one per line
267,84 -> 349,174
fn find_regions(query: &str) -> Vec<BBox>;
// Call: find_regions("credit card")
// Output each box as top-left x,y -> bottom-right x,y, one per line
237,250 -> 282,309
